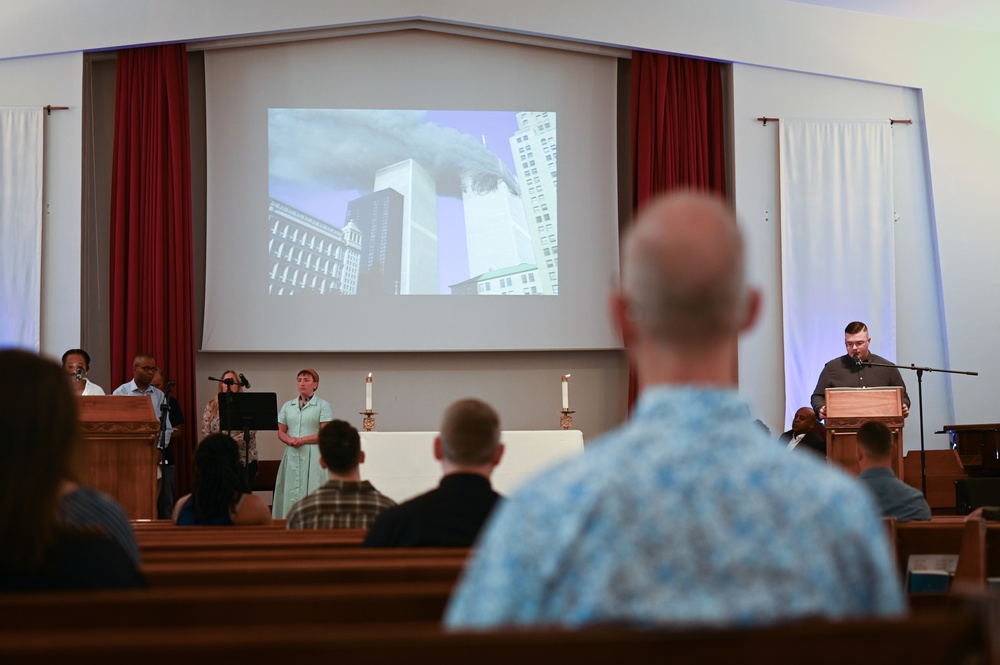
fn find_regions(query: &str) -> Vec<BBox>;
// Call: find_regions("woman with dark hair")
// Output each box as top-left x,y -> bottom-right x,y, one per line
0,350 -> 144,591
172,434 -> 272,526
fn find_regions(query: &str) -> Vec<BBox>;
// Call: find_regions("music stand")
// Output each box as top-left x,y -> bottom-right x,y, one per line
219,392 -> 279,489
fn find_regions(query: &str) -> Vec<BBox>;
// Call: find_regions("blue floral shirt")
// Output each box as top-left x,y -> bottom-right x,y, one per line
445,385 -> 905,628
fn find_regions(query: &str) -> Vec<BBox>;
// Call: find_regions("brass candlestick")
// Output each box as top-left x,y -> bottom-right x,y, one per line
559,409 -> 575,430
359,410 -> 377,432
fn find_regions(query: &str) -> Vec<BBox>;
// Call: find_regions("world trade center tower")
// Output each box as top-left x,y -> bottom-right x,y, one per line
372,159 -> 438,294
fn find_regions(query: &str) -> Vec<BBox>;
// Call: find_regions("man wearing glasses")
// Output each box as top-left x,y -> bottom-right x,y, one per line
811,321 -> 910,420
113,353 -> 172,448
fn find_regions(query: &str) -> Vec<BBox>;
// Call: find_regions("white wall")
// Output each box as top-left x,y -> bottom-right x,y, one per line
0,51 -> 83,359
732,64 -> 951,450
3,0 -> 999,446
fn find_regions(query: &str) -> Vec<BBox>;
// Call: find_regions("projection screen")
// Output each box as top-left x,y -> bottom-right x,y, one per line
202,29 -> 621,352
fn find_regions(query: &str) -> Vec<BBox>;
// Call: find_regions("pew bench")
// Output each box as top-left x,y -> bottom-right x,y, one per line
0,581 -> 453,632
0,606 -> 988,665
141,553 -> 467,587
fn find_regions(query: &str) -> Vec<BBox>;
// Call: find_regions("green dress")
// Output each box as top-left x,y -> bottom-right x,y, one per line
271,395 -> 333,518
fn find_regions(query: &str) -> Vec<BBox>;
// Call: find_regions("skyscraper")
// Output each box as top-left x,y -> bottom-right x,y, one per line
462,157 -> 536,280
509,111 -> 558,295
372,159 -> 438,294
347,188 -> 404,296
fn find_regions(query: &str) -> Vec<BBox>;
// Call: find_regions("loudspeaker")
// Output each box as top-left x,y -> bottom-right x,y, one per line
955,478 -> 1000,515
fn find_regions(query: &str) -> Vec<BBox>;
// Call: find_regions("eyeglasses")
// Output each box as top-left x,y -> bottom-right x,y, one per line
844,341 -> 867,349
135,365 -> 158,373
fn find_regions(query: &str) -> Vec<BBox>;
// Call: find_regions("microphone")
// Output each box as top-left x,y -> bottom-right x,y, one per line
854,354 -> 863,368
166,380 -> 176,390
239,373 -> 251,389
75,367 -> 84,381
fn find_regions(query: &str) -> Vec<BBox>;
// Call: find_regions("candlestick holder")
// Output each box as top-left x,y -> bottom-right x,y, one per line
559,408 -> 575,430
359,410 -> 377,432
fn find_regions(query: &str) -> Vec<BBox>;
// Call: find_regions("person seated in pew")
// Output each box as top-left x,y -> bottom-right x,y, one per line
778,406 -> 827,457
172,434 -> 273,526
445,192 -> 904,629
58,479 -> 141,566
364,398 -> 504,548
0,350 -> 145,591
286,420 -> 396,529
856,420 -> 931,522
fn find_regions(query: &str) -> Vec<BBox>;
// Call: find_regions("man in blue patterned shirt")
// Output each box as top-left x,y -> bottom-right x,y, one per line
445,191 -> 905,629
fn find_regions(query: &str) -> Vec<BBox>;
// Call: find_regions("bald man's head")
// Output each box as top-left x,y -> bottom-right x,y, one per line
621,192 -> 750,346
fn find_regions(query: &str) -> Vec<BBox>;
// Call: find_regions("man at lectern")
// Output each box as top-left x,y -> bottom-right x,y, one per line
810,321 -> 910,420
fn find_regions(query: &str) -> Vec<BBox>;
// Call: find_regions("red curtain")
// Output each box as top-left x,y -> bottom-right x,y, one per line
110,44 -> 197,498
627,51 -> 729,410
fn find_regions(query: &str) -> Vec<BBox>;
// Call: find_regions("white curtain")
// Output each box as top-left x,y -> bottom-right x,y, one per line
779,119 -> 895,427
0,107 -> 43,350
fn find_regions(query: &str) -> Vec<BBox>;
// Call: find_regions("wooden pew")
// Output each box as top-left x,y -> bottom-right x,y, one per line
0,581 -> 453,631
140,545 -> 467,564
141,553 -> 468,587
0,607 -> 988,665
893,518 -> 987,589
135,527 -> 368,554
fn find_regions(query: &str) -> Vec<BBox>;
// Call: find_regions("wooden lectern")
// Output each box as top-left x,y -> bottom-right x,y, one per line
77,396 -> 160,519
825,387 -> 905,480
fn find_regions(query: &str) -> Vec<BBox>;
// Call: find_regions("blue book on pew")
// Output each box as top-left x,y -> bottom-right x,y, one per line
905,554 -> 958,594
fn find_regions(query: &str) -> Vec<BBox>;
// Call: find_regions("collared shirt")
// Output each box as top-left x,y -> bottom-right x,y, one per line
286,479 -> 396,529
364,474 -> 501,548
80,379 -> 105,396
811,353 -> 910,414
112,379 -> 171,447
445,385 -> 905,629
857,467 -> 932,522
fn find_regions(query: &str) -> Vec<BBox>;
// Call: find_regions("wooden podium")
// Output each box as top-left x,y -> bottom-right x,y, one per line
825,387 -> 905,480
77,396 -> 160,519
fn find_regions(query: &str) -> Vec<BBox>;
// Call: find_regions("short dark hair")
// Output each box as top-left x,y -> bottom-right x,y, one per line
318,420 -> 361,474
297,368 -> 319,383
61,348 -> 91,369
844,321 -> 868,335
857,421 -> 893,458
439,399 -> 501,465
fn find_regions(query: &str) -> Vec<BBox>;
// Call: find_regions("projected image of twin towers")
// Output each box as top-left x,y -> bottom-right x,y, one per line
267,110 -> 558,297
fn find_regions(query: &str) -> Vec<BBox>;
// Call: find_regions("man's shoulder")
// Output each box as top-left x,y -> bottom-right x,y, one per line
822,355 -> 850,369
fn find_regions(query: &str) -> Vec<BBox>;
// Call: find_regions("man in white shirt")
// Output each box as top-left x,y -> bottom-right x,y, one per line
113,353 -> 171,448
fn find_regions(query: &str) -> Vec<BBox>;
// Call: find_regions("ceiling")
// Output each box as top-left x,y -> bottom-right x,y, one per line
785,0 -> 1000,35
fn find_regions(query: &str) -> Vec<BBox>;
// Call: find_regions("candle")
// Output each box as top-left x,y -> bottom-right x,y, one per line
365,373 -> 373,411
562,374 -> 570,410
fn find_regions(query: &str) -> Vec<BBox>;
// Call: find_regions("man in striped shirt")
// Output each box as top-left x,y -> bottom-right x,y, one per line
285,420 -> 396,529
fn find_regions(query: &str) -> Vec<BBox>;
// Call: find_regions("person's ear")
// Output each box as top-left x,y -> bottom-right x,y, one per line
433,437 -> 444,461
358,450 -> 366,465
610,292 -> 636,347
739,288 -> 762,333
492,443 -> 505,467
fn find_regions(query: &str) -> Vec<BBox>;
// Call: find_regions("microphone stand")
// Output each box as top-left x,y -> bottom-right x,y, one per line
208,376 -> 249,491
862,359 -> 978,497
157,381 -> 174,452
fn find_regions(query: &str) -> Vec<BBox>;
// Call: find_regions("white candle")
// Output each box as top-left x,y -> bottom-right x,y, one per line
366,373 -> 373,411
562,374 -> 570,410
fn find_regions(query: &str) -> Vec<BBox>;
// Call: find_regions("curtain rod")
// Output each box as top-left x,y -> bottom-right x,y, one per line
756,116 -> 912,126
44,105 -> 69,115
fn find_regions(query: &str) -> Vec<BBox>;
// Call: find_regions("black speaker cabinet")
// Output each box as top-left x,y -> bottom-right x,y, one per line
955,478 -> 1000,515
